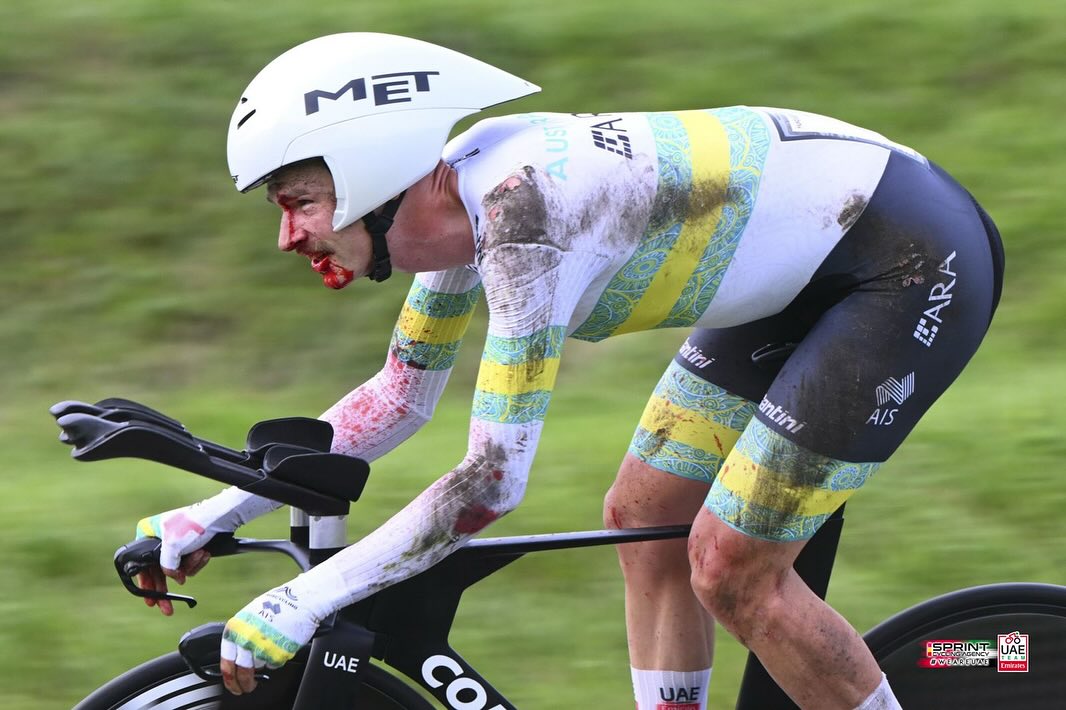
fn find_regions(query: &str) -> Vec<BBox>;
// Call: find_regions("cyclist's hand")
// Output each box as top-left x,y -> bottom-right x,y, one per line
134,509 -> 215,616
219,584 -> 322,695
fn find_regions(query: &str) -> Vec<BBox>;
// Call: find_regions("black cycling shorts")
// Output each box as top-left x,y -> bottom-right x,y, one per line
679,151 -> 1004,462
629,151 -> 1004,540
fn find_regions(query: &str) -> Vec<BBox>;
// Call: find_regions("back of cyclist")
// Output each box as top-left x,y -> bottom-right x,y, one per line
134,33 -> 1003,709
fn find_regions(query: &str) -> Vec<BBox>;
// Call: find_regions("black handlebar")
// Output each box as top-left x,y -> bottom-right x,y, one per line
113,532 -> 312,609
50,398 -> 370,515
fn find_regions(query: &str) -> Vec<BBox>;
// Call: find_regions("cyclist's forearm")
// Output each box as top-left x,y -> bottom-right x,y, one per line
191,485 -> 283,532
321,360 -> 444,461
293,449 -> 528,611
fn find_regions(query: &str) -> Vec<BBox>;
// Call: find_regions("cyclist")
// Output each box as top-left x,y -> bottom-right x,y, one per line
134,33 -> 1003,709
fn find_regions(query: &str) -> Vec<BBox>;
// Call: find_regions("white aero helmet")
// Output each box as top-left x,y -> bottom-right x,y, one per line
227,32 -> 540,232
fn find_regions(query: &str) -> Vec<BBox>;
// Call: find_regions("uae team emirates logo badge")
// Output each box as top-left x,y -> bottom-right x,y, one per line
997,631 -> 1029,672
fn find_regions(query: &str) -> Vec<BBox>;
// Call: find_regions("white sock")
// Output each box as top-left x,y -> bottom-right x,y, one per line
631,667 -> 711,710
855,672 -> 902,710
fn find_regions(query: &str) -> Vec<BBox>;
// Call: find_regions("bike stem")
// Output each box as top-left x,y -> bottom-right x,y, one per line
307,510 -> 348,566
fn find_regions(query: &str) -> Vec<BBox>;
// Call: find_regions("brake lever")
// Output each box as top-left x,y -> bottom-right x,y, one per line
114,538 -> 198,608
113,533 -> 240,609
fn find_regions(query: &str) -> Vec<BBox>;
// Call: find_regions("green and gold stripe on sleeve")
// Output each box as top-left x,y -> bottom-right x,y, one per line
390,282 -> 482,371
472,326 -> 566,424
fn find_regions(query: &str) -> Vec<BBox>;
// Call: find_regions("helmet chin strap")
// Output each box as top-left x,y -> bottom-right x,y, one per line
360,192 -> 406,282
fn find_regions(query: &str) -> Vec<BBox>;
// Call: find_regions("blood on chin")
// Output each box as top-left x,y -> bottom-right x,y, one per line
323,269 -> 355,289
314,257 -> 356,290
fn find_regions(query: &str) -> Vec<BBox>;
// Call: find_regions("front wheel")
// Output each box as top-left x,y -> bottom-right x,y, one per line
74,651 -> 433,710
865,582 -> 1066,709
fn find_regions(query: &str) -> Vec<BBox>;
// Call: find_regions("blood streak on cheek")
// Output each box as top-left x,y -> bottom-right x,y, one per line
453,505 -> 499,534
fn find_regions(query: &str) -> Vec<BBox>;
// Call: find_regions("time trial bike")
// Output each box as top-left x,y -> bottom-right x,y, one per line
52,398 -> 1066,709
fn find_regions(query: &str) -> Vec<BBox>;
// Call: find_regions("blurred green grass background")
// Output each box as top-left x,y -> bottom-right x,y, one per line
2,0 -> 1064,707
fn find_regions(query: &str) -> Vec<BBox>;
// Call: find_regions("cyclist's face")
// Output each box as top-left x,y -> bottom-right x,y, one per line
266,163 -> 370,290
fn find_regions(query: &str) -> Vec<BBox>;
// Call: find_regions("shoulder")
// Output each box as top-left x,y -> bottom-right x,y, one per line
452,113 -> 659,255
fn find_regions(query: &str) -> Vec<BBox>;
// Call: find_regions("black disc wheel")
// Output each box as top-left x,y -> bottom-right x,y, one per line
73,652 -> 433,709
865,583 -> 1066,709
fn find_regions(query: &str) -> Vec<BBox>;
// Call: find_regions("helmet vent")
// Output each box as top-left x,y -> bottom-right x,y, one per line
236,109 -> 256,129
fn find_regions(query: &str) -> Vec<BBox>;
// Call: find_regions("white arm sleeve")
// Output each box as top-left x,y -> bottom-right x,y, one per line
323,268 -> 483,461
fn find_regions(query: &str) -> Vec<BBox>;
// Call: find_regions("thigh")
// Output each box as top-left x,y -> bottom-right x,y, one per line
627,326 -> 784,486
626,282 -> 845,487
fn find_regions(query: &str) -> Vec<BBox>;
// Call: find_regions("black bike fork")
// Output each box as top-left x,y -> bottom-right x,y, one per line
734,505 -> 846,710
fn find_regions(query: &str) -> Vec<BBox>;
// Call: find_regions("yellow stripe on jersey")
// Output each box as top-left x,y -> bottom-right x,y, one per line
475,358 -> 562,396
613,111 -> 731,335
395,306 -> 474,346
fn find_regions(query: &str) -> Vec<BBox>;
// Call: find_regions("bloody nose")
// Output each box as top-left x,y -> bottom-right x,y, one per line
278,209 -> 304,252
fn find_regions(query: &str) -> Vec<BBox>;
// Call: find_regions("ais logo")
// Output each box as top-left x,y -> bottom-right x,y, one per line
866,372 -> 915,427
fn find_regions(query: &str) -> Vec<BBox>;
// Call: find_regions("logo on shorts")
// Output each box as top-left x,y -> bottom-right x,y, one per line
679,338 -> 715,369
867,372 -> 915,426
758,397 -> 805,434
912,251 -> 958,347
998,631 -> 1029,672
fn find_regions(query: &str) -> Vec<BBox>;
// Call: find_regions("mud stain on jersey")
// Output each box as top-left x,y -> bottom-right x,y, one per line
653,175 -> 730,234
837,192 -> 869,231
397,445 -> 514,562
897,251 -> 927,288
580,158 -> 660,251
481,244 -> 563,331
480,166 -> 555,250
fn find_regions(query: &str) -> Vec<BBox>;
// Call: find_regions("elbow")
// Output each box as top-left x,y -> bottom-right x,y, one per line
495,473 -> 527,517
451,464 -> 528,536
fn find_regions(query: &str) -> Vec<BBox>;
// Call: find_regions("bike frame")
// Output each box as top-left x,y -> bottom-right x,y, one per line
175,506 -> 844,710
54,398 -> 844,710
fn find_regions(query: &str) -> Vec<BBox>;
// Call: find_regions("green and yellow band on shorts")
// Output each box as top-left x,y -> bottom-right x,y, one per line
391,281 -> 483,371
629,360 -> 757,483
706,418 -> 880,541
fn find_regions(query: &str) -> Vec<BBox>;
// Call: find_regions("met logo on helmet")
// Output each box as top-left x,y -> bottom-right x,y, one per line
304,71 -> 440,115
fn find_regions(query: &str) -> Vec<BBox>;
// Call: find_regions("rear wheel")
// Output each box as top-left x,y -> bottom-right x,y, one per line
865,582 -> 1066,709
73,651 -> 433,709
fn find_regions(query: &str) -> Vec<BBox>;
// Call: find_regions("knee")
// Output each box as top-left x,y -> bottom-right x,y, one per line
602,481 -> 632,530
603,479 -> 676,530
687,536 -> 783,636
